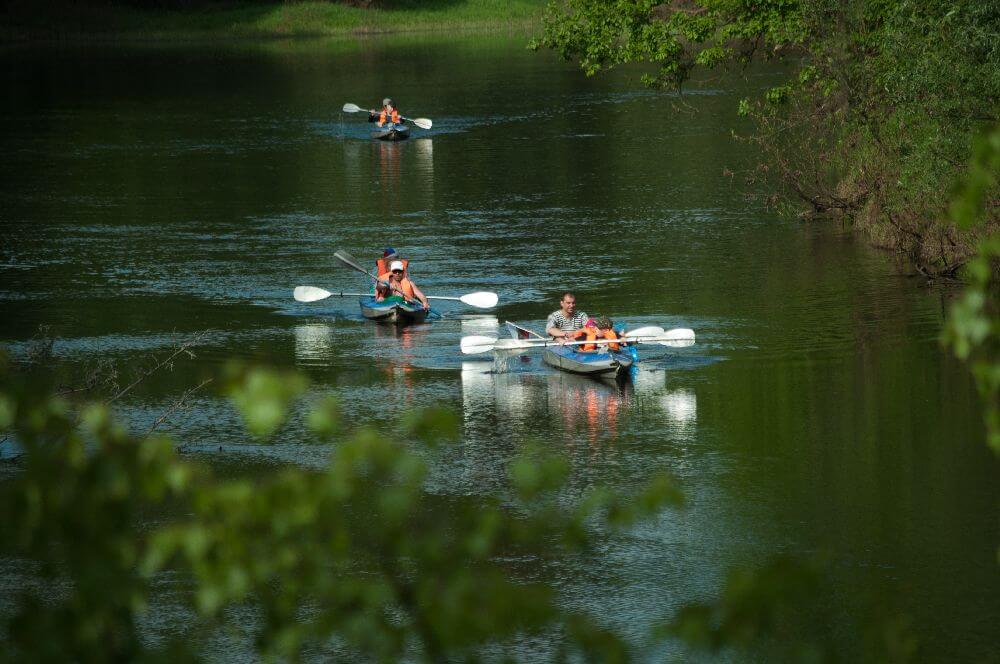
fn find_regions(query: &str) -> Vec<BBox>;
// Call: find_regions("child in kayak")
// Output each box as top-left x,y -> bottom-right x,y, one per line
369,98 -> 402,128
570,316 -> 621,352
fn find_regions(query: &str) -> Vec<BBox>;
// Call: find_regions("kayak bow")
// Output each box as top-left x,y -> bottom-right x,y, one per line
359,295 -> 428,324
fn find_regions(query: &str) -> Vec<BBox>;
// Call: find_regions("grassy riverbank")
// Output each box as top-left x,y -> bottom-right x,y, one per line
0,0 -> 546,41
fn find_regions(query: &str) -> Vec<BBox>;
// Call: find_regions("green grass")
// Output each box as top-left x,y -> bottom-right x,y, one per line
1,0 -> 547,41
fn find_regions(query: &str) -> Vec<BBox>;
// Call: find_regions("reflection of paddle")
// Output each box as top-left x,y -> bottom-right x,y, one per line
293,285 -> 498,309
460,327 -> 696,355
342,103 -> 433,130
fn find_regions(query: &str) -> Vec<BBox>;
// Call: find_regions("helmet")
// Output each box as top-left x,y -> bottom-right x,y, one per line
382,98 -> 393,107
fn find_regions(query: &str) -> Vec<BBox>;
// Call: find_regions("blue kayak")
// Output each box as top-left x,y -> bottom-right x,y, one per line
543,344 -> 635,378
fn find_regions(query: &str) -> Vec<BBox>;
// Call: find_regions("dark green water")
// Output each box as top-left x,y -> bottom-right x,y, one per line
1,35 -> 997,660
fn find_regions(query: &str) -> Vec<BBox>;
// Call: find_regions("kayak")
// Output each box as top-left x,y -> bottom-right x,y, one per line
371,124 -> 410,141
359,295 -> 428,324
543,344 -> 635,378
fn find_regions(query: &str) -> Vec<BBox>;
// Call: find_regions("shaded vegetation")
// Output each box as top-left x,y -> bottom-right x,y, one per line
0,0 -> 546,40
533,0 -> 1000,277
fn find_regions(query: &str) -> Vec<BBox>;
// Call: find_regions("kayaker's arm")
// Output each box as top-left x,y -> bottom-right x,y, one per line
410,283 -> 430,310
546,313 -> 568,339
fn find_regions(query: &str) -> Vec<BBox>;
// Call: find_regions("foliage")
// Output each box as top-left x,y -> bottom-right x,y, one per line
533,0 -> 1000,275
531,0 -> 806,88
0,353 -> 192,661
943,124 -> 1000,453
0,0 -> 547,40
0,355 -> 685,661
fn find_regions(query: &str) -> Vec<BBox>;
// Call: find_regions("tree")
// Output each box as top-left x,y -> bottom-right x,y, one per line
533,0 -> 1000,275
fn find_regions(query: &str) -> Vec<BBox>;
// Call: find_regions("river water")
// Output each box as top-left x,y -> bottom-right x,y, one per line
1,35 -> 998,660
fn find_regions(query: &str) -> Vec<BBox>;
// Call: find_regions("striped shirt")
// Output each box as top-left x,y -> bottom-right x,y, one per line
546,309 -> 589,333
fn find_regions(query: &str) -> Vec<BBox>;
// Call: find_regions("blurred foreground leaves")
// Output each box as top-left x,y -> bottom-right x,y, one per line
944,124 -> 1000,454
0,357 -> 689,661
0,353 -> 927,661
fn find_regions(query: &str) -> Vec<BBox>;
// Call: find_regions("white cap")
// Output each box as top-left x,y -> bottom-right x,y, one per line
389,260 -> 405,271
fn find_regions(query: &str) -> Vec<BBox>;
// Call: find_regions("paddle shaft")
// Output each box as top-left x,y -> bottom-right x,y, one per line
461,336 -> 688,355
461,327 -> 695,354
333,252 -> 429,309
499,337 -> 670,349
342,103 -> 431,129
301,288 -> 478,303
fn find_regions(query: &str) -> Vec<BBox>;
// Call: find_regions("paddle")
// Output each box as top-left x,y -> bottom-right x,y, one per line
332,250 -> 429,310
342,103 -> 433,130
293,285 -> 498,309
460,327 -> 696,355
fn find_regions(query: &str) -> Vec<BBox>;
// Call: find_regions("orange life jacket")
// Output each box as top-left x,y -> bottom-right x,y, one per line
378,107 -> 401,127
377,272 -> 415,300
572,328 -> 620,351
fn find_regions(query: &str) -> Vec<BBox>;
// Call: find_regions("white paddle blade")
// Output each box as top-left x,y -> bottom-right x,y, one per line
459,291 -> 498,309
660,328 -> 696,347
294,286 -> 333,303
460,335 -> 499,355
412,118 -> 432,129
342,103 -> 362,113
625,326 -> 665,339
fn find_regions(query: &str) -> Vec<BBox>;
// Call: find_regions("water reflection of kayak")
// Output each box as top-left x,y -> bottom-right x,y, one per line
359,295 -> 428,324
370,125 -> 410,141
543,344 -> 635,378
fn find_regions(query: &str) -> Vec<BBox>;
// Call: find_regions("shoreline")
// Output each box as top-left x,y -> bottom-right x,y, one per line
0,1 -> 544,44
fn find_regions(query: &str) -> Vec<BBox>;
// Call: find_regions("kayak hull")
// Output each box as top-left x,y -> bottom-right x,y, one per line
543,345 -> 634,378
371,125 -> 410,141
359,296 -> 428,324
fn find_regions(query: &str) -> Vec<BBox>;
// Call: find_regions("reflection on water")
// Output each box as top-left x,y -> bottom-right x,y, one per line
460,315 -> 499,337
373,138 -> 433,215
371,321 -> 430,383
661,388 -> 696,425
414,138 -> 434,179
461,359 -> 698,449
545,371 -> 632,450
293,323 -> 334,366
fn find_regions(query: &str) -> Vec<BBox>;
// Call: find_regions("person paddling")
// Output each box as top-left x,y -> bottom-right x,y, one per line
546,292 -> 589,341
376,258 -> 430,310
369,98 -> 402,129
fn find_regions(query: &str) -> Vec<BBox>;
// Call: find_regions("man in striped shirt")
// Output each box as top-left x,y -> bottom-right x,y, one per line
546,292 -> 589,341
